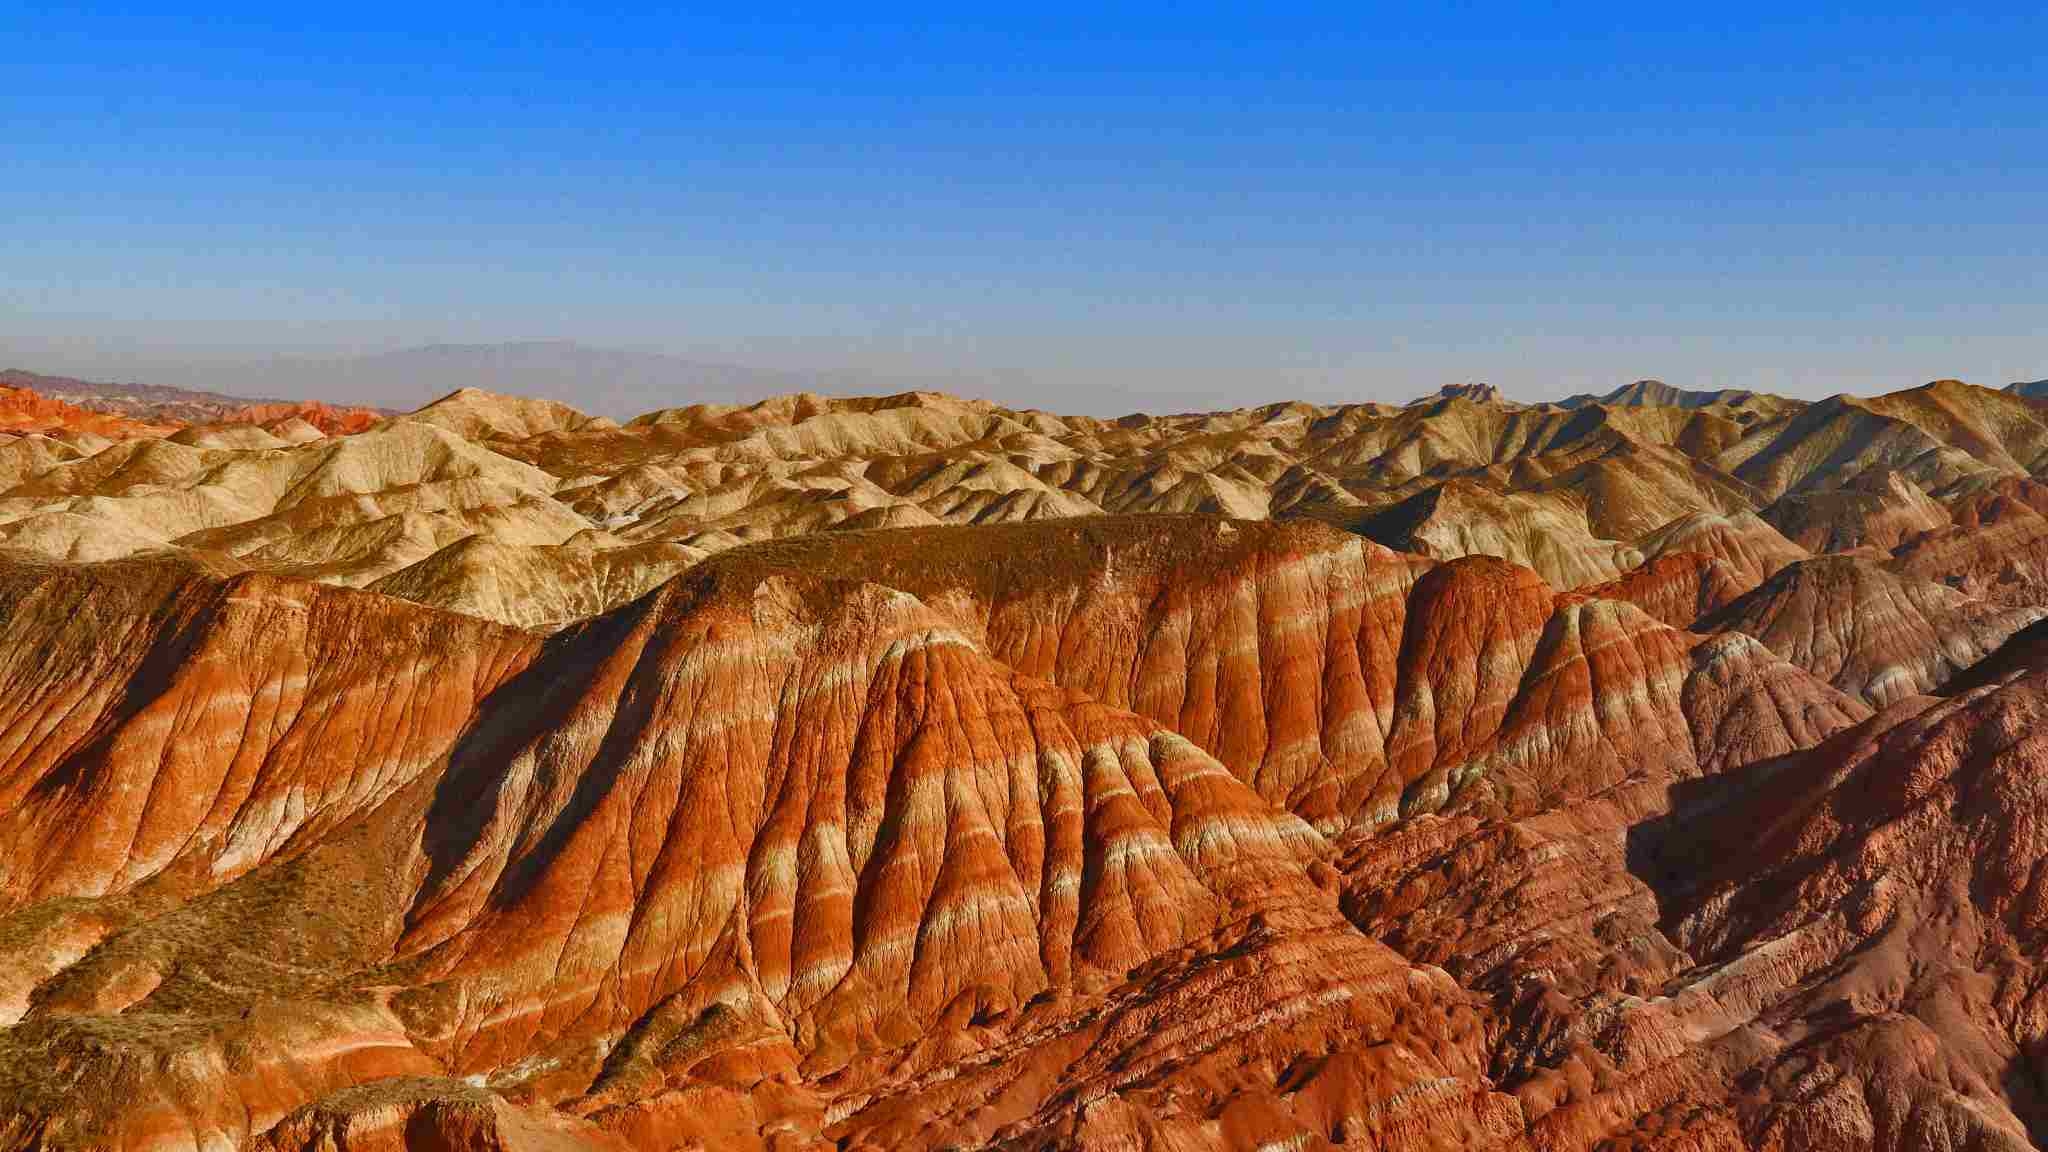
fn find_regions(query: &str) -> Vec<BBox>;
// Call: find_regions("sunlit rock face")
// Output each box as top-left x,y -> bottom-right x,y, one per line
0,530 -> 1474,1151
1701,554 -> 2046,707
0,374 -> 2034,630
5,375 -> 2048,1150
1579,551 -> 1749,629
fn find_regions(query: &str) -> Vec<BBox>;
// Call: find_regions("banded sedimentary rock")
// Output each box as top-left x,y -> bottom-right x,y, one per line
1702,554 -> 2046,706
1626,635 -> 2048,1148
1578,550 -> 1748,629
668,519 -> 1854,836
4,357 -> 2048,1152
0,530 -> 1524,1151
1889,477 -> 2048,605
1631,509 -> 1807,591
2,373 -> 2046,643
0,555 -> 538,912
1760,470 -> 1951,554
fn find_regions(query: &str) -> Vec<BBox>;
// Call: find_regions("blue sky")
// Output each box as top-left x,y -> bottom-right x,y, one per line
4,4 -> 2044,408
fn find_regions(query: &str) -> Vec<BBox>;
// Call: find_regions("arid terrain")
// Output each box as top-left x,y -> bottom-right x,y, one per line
6,372 -> 2048,1150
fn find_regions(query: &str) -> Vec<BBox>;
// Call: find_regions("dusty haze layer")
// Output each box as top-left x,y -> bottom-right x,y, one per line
4,373 -> 2048,1151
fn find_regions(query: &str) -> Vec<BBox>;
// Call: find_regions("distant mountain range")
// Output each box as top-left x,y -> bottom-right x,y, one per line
11,349 -> 2047,422
0,368 -> 390,429
0,368 -> 345,423
1557,378 -> 1783,411
46,341 -> 956,418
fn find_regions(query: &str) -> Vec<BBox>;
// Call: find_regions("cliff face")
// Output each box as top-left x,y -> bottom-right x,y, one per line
636,519 -> 1860,838
0,557 -> 540,1152
0,556 -> 538,913
1343,622 -> 2048,1152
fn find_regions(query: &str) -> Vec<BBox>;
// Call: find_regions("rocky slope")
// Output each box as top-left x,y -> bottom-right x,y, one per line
0,375 -> 2039,620
1629,638 -> 2048,1148
1,369 -> 388,431
0,514 -> 1860,1150
0,384 -> 174,439
0,503 -> 1971,1152
4,372 -> 2048,1150
0,524 -> 1499,1150
1700,554 -> 2045,706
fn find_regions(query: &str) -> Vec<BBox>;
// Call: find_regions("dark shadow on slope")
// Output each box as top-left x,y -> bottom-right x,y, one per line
410,580 -> 679,916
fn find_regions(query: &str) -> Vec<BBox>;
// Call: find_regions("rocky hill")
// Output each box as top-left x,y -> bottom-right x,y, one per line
0,376 -> 2044,619
0,369 -> 387,433
4,373 -> 2048,1149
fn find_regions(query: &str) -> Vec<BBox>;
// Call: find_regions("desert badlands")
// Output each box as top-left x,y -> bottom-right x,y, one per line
5,373 -> 2048,1150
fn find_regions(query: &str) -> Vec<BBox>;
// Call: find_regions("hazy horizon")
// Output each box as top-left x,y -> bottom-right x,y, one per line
7,6 -> 2044,413
10,335 -> 2048,420
6,335 -> 2046,420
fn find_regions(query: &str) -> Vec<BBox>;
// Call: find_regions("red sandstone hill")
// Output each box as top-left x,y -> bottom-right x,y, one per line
0,369 -> 388,433
211,399 -> 386,435
5,371 -> 2048,1151
1700,554 -> 2045,706
0,384 -> 174,439
1342,618 -> 2048,1151
1631,630 -> 2048,1147
0,526 -> 1493,1150
0,516 -> 1912,1151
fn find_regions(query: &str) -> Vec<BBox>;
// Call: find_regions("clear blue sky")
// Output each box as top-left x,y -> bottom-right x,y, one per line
4,3 -> 2044,409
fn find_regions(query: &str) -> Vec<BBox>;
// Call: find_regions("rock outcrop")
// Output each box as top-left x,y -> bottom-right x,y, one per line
1632,509 -> 1807,590
0,528 -> 1499,1150
1761,470 -> 1952,553
1579,550 -> 1748,628
0,384 -> 173,439
1701,555 -> 2046,705
1632,634 -> 2048,1148
1888,476 -> 2048,605
0,373 -> 2045,634
6,368 -> 2048,1151
0,516 -> 1875,1151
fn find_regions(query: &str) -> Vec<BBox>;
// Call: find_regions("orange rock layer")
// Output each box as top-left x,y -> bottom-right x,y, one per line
6,513 -> 1988,1152
0,385 -> 174,438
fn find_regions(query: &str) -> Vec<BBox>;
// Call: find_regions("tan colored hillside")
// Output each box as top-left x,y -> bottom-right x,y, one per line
5,377 -> 2048,628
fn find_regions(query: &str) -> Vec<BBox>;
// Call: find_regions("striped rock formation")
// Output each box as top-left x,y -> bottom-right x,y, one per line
3,360 -> 2048,1151
1577,550 -> 1749,629
1610,629 -> 2048,1149
0,525 -> 1518,1151
1335,626 -> 1873,1147
1630,509 -> 1808,591
1702,555 -> 2047,706
1760,470 -> 1951,554
1889,477 -> 2048,606
0,383 -> 174,439
0,514 -> 1887,1152
1,368 -> 387,433
4,371 -> 2048,633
